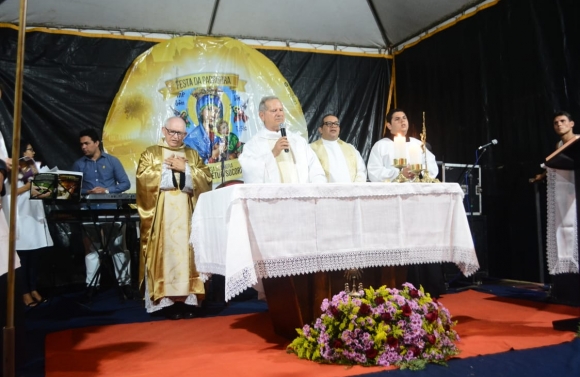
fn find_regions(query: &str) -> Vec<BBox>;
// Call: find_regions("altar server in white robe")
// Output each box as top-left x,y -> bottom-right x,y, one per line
532,111 -> 579,275
239,96 -> 326,184
367,108 -> 438,182
310,114 -> 367,182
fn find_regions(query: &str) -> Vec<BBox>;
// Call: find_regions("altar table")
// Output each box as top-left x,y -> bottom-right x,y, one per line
192,183 -> 478,312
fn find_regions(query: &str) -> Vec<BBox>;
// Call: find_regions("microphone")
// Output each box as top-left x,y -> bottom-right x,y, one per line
279,123 -> 289,153
478,139 -> 498,150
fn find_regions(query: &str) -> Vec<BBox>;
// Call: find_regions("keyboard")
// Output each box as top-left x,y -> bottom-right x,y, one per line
82,193 -> 136,203
47,208 -> 139,223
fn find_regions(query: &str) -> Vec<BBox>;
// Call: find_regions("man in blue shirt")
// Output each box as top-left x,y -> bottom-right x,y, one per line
72,129 -> 131,297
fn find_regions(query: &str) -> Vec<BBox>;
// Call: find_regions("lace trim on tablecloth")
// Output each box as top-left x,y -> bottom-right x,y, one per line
228,182 -> 463,201
546,169 -> 579,274
224,266 -> 258,301
253,247 -> 478,279
216,247 -> 478,300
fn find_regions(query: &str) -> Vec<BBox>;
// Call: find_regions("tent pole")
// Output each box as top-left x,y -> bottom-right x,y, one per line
383,53 -> 396,137
3,1 -> 28,377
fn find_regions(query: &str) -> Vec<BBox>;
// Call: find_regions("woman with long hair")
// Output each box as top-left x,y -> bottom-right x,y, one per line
14,141 -> 54,307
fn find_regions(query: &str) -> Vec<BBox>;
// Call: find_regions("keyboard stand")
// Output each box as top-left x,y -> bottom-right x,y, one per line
45,195 -> 139,303
82,204 -> 130,303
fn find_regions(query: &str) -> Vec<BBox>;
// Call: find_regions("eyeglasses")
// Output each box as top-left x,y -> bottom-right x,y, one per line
164,127 -> 187,138
26,148 -> 34,152
323,121 -> 340,127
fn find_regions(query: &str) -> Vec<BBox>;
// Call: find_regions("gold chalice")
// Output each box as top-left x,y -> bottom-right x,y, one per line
393,158 -> 408,183
409,164 -> 423,182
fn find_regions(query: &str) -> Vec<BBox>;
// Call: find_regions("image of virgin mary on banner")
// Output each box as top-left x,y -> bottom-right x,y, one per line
101,36 -> 306,190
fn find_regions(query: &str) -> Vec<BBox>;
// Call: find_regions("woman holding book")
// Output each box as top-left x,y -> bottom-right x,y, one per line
14,141 -> 54,307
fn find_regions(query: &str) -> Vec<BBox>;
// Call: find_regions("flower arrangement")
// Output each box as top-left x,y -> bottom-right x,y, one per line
287,283 -> 460,370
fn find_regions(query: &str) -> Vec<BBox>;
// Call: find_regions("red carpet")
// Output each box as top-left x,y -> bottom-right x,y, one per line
45,290 -> 579,377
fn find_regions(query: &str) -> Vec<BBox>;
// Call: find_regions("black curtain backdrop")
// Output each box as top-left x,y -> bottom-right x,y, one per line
0,30 -> 390,170
395,0 -> 580,282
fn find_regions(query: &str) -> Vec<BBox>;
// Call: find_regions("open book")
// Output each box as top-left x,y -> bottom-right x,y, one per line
30,167 -> 83,201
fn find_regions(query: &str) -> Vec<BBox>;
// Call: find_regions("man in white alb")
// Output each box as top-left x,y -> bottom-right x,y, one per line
310,114 -> 367,182
238,96 -> 326,184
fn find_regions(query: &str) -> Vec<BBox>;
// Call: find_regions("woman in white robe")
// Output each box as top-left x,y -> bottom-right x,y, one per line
10,142 -> 53,307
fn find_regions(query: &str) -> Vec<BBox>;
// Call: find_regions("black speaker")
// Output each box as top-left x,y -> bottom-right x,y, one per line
445,215 -> 488,282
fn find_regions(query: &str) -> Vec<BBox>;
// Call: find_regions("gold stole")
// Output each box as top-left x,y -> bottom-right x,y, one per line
311,139 -> 357,182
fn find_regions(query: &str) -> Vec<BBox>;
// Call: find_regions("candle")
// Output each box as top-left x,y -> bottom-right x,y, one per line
409,144 -> 422,164
393,134 -> 406,159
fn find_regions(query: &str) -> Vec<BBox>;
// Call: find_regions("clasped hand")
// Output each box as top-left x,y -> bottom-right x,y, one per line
165,155 -> 188,172
402,166 -> 415,179
271,137 -> 290,157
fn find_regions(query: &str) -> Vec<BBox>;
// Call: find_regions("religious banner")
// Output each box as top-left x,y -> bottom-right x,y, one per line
102,36 -> 307,190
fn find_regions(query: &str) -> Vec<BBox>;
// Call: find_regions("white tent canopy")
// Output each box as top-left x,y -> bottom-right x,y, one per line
0,0 -> 495,51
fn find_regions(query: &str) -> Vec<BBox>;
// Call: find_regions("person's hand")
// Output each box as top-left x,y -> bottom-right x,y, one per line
402,166 -> 415,180
529,172 -> 546,183
211,144 -> 220,160
31,185 -> 52,198
4,157 -> 12,171
271,137 -> 290,157
165,155 -> 188,172
87,186 -> 108,194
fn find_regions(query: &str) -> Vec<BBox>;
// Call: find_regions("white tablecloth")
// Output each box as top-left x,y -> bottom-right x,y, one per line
191,182 -> 479,301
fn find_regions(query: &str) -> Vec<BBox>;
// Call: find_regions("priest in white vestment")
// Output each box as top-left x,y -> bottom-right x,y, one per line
238,96 -> 326,184
310,114 -> 367,182
367,108 -> 438,182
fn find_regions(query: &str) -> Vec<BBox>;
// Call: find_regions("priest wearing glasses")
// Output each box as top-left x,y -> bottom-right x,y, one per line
136,116 -> 211,319
310,114 -> 367,182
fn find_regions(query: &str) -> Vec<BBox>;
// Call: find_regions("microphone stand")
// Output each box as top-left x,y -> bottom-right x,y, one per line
448,147 -> 490,292
459,147 -> 488,215
220,138 -> 228,187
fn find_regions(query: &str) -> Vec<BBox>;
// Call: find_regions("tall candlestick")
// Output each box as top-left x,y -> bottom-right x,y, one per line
409,144 -> 422,164
393,134 -> 406,159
